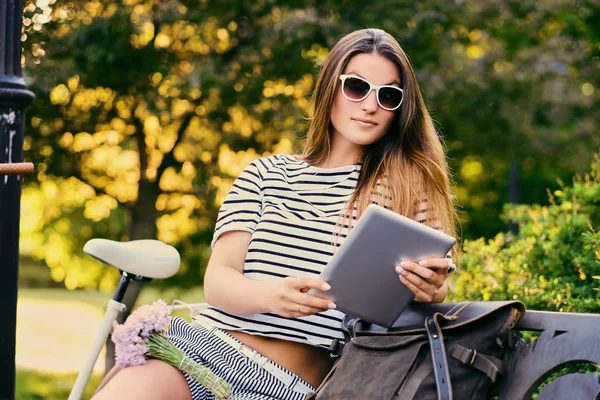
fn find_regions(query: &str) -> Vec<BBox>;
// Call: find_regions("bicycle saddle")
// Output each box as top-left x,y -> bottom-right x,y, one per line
83,239 -> 180,279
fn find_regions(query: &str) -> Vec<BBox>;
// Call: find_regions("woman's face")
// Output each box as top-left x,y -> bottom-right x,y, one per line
330,53 -> 401,153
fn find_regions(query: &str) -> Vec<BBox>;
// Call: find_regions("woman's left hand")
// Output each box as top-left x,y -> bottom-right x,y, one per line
396,258 -> 450,303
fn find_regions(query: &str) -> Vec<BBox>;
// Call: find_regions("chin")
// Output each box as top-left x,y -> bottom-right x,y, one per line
354,139 -> 378,146
348,132 -> 384,147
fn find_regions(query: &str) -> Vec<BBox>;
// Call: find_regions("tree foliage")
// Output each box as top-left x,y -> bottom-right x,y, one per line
450,153 -> 600,312
19,0 -> 600,291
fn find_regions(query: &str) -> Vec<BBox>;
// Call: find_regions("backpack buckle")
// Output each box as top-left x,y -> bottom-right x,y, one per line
329,339 -> 343,358
468,349 -> 478,366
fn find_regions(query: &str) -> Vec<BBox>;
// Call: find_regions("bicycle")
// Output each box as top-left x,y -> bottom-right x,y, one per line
67,238 -> 207,400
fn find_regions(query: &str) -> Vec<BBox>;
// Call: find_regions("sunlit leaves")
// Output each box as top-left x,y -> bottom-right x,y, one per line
157,208 -> 200,244
20,0 -> 600,292
460,158 -> 484,182
71,87 -> 114,113
83,195 -> 118,222
131,21 -> 155,49
217,145 -> 260,177
582,82 -> 595,96
272,137 -> 294,155
49,85 -> 70,105
82,147 -> 139,202
223,106 -> 262,137
300,43 -> 330,65
155,32 -> 173,50
450,154 -> 600,312
159,167 -> 192,193
20,178 -> 120,291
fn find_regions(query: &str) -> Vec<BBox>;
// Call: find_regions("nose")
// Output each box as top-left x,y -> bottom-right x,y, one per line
361,89 -> 378,113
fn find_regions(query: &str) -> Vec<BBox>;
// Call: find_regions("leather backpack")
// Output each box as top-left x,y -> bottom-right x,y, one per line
307,301 -> 526,400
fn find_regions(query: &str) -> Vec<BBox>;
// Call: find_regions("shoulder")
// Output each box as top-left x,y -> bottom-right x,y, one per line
247,153 -> 301,176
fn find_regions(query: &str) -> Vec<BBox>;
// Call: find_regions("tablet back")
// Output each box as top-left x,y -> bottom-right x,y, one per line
313,204 -> 456,327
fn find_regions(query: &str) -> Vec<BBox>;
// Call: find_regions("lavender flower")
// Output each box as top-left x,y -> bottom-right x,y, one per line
112,299 -> 232,399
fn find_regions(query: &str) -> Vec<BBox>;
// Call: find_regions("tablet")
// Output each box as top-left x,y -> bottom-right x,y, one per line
309,204 -> 456,327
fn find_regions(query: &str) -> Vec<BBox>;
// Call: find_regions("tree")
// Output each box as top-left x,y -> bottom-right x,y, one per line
20,0 -> 600,371
22,0 -> 600,284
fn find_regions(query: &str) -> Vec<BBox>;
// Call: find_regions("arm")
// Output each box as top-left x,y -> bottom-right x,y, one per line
203,230 -> 273,315
204,230 -> 335,317
206,159 -> 334,317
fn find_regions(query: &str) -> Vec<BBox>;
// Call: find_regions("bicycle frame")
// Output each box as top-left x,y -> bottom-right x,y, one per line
67,273 -> 207,400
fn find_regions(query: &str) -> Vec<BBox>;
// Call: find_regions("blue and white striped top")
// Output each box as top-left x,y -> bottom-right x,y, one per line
195,153 -> 450,348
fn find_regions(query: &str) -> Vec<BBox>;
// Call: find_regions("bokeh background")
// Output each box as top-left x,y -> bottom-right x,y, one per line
14,0 -> 599,398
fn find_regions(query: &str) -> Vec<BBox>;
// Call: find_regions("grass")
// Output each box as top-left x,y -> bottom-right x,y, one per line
18,285 -> 206,311
16,370 -> 102,400
15,285 -> 205,399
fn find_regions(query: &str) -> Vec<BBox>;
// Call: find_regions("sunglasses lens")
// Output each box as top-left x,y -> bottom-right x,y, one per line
343,77 -> 370,100
379,87 -> 403,110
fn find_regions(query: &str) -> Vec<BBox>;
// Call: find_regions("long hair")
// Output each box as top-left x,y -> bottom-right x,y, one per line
302,28 -> 458,248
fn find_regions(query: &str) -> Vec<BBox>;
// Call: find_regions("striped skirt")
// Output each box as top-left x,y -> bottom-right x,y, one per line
166,317 -> 316,400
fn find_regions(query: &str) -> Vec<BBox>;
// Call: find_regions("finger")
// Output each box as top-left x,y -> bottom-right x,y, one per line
418,257 -> 451,270
283,301 -> 328,318
398,262 -> 438,284
294,303 -> 330,316
291,291 -> 336,310
289,276 -> 331,292
399,261 -> 446,288
399,275 -> 435,303
399,269 -> 437,295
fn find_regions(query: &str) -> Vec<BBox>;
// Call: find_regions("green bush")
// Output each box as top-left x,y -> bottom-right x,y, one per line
449,153 -> 600,313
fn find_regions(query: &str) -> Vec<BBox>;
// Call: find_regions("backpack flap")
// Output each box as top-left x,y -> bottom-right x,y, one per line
347,301 -> 525,336
330,301 -> 526,400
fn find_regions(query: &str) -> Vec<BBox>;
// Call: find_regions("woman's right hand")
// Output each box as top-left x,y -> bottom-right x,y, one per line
264,277 -> 337,318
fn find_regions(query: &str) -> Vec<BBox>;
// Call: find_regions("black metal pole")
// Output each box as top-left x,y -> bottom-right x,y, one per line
0,0 -> 35,398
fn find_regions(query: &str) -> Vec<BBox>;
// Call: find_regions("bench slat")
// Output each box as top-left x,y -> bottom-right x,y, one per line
536,373 -> 600,400
499,310 -> 600,399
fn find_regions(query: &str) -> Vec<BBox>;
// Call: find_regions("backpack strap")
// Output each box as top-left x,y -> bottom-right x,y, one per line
425,313 -> 453,400
450,344 -> 504,383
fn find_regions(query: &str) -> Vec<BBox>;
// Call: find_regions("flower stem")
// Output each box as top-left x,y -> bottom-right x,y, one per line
147,334 -> 232,399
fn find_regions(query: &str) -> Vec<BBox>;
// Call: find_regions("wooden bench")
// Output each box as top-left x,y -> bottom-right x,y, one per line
94,305 -> 600,399
499,310 -> 600,399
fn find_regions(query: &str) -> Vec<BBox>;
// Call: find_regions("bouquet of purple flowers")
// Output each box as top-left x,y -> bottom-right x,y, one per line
112,299 -> 232,399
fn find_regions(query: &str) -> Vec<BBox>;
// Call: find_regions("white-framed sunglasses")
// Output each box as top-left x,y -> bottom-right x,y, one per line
339,74 -> 404,111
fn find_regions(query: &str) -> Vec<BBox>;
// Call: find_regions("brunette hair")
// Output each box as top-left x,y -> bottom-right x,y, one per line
302,28 -> 458,246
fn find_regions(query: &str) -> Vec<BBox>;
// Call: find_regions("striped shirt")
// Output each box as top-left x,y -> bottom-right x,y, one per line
195,153 -> 452,348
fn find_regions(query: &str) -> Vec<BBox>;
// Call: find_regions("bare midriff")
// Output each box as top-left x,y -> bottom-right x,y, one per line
226,330 -> 335,388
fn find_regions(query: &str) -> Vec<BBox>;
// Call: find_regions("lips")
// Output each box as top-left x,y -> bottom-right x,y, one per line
352,118 -> 378,126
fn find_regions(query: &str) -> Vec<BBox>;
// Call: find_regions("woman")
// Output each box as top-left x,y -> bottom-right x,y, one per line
93,27 -> 458,400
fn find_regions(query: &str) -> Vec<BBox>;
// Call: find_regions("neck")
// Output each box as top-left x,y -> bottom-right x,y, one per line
317,132 -> 362,169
